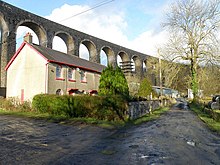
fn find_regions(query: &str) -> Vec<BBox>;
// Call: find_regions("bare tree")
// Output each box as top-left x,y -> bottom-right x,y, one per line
147,56 -> 190,94
163,0 -> 220,100
198,65 -> 220,95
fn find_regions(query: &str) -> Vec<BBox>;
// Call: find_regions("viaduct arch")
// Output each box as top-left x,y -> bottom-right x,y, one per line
0,1 -> 151,89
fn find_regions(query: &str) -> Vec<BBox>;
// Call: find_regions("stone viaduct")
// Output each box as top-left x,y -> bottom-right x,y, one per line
0,1 -> 152,95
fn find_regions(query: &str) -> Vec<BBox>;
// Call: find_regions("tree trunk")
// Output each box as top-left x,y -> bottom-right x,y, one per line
191,59 -> 198,101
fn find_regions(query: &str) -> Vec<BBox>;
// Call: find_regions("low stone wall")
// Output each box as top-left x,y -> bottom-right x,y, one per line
128,100 -> 161,120
127,99 -> 172,120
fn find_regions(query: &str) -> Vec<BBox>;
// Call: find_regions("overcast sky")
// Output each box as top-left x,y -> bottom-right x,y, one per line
5,0 -> 172,60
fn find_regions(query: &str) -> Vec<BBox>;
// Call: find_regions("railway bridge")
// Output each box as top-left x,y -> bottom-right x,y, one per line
0,1 -> 153,95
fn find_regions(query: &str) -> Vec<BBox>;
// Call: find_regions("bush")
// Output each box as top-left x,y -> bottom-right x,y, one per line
0,97 -> 31,111
32,94 -> 128,121
63,95 -> 93,117
32,94 -> 50,113
16,101 -> 32,112
99,65 -> 129,99
137,78 -> 156,99
0,97 -> 15,111
96,95 -> 128,121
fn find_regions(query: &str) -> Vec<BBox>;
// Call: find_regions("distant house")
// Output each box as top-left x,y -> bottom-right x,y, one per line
5,33 -> 105,102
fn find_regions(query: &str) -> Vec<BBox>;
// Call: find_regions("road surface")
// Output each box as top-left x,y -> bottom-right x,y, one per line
0,100 -> 220,165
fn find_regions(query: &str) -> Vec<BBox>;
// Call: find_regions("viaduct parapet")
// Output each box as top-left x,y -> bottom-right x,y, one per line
0,1 -> 151,91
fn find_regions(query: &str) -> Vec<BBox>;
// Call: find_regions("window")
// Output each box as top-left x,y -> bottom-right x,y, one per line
56,65 -> 62,78
56,89 -> 63,95
68,68 -> 76,81
80,70 -> 86,82
56,65 -> 64,80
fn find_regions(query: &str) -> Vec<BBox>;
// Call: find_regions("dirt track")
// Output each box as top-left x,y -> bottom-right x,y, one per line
0,101 -> 220,165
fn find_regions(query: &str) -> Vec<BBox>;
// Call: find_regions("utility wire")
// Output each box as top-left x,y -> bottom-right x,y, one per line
60,0 -> 115,22
0,0 -> 115,47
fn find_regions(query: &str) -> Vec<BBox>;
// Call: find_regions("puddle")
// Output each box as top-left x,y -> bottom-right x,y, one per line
140,155 -> 149,158
187,141 -> 196,147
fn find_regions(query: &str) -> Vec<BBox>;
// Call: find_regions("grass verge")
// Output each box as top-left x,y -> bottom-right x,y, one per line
0,107 -> 169,129
190,103 -> 220,134
0,109 -> 124,129
128,107 -> 169,125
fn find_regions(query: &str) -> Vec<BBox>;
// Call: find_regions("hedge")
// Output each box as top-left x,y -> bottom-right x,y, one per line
32,94 -> 128,121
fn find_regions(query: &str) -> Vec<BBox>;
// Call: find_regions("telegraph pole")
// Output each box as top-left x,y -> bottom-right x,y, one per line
158,49 -> 163,96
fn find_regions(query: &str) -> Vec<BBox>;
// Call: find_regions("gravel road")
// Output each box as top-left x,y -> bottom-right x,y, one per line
0,100 -> 220,165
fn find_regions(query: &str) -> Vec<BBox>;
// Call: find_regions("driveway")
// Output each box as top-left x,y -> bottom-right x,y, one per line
0,101 -> 220,165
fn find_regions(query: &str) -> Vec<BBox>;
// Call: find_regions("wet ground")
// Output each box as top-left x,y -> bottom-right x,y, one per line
0,101 -> 220,165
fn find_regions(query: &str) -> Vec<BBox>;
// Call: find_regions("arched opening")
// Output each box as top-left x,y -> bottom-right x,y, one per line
117,55 -> 122,67
80,40 -> 97,62
16,26 -> 39,49
79,44 -> 89,60
117,51 -> 129,67
16,21 -> 46,49
53,32 -> 74,55
101,46 -> 114,66
132,55 -> 142,73
52,36 -> 67,53
143,60 -> 147,72
100,50 -> 107,66
131,59 -> 135,72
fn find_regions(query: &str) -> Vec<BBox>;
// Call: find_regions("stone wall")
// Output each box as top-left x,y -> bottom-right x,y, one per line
128,100 -> 169,120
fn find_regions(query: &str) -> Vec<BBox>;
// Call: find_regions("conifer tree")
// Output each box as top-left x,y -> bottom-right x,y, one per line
99,65 -> 129,97
138,78 -> 154,98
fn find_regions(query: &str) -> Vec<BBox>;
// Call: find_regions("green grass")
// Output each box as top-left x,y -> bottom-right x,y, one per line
0,107 -> 169,129
0,109 -> 67,121
0,109 -> 124,129
129,107 -> 169,125
190,103 -> 220,134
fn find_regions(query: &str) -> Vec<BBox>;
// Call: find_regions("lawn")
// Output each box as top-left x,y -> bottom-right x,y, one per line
190,103 -> 220,134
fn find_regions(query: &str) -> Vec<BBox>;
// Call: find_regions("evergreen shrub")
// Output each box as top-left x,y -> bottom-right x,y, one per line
32,94 -> 127,121
99,65 -> 129,99
137,78 -> 156,99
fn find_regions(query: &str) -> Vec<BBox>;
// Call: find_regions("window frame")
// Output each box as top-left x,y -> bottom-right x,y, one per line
80,70 -> 87,83
55,65 -> 65,80
68,67 -> 76,82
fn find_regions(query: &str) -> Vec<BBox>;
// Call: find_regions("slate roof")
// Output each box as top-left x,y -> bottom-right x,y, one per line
31,43 -> 106,73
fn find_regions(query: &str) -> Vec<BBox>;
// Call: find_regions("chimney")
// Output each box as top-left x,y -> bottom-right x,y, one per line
23,32 -> 33,44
